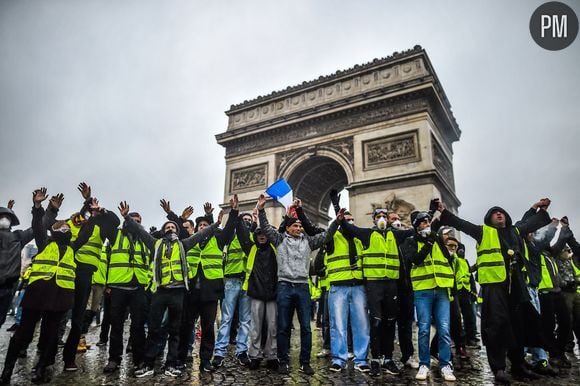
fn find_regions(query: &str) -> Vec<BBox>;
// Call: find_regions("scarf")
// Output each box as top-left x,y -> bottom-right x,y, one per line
152,233 -> 189,291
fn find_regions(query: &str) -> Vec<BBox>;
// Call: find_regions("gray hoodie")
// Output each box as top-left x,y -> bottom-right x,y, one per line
258,209 -> 325,284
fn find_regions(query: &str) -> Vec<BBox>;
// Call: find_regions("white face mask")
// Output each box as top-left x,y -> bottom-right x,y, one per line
0,218 -> 11,229
391,220 -> 402,229
419,227 -> 432,237
377,217 -> 387,230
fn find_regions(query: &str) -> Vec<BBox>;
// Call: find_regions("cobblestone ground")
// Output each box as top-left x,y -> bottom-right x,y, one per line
0,313 -> 579,385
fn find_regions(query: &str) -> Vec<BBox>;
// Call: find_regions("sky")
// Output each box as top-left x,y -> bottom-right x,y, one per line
1,1 -> 579,260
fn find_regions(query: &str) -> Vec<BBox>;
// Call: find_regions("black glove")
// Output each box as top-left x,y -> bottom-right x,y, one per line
428,198 -> 440,214
329,189 -> 341,215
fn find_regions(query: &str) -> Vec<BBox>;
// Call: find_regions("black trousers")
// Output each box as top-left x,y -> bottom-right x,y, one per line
539,291 -> 571,357
366,280 -> 398,359
177,289 -> 218,362
2,307 -> 67,378
143,287 -> 184,367
457,290 -> 478,341
397,288 -> 414,361
320,288 -> 330,350
109,287 -> 147,365
62,263 -> 95,365
99,291 -> 112,343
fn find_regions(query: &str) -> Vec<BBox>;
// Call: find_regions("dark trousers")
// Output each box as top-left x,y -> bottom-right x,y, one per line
143,287 -> 184,367
63,263 -> 95,364
177,289 -> 218,362
397,288 -> 415,361
0,285 -> 16,328
109,287 -> 147,365
457,290 -> 478,341
2,307 -> 66,378
366,280 -> 398,360
320,288 -> 330,350
539,291 -> 571,357
99,291 -> 112,343
276,282 -> 312,365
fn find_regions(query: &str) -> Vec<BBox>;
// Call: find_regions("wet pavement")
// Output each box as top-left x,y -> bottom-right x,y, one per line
0,314 -> 579,385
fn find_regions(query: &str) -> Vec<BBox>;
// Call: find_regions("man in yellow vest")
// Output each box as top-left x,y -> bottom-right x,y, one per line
177,197 -> 239,373
437,198 -> 551,384
101,211 -> 152,374
339,208 -> 413,376
119,200 -> 224,378
400,211 -> 456,382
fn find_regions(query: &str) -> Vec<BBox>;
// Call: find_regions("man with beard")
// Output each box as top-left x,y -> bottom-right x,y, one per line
435,198 -> 551,384
119,200 -> 224,378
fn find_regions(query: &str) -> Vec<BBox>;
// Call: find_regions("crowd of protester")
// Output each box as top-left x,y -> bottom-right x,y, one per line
0,183 -> 579,385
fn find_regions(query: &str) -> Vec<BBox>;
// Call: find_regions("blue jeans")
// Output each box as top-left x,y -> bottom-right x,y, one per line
415,288 -> 451,368
527,286 -> 547,363
214,277 -> 251,357
328,285 -> 369,367
276,281 -> 312,365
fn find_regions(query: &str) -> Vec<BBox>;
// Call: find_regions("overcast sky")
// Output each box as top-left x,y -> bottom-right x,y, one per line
1,0 -> 578,259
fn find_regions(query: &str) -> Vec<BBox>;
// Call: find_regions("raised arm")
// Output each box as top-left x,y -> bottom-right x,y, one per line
438,203 -> 483,243
257,194 -> 283,246
295,200 -> 325,235
338,220 -> 373,248
216,195 -> 240,249
118,201 -> 158,250
182,214 -> 222,251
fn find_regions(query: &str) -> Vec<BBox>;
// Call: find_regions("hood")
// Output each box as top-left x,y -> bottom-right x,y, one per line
0,207 -> 19,226
484,206 -> 512,227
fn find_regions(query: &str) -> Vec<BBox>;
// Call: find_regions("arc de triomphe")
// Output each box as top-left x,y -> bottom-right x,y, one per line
216,45 -> 461,228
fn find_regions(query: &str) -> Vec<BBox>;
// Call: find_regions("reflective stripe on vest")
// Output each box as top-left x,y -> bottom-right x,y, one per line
107,229 -> 150,286
538,253 -> 558,291
411,241 -> 454,291
92,246 -> 108,285
186,244 -> 201,279
476,225 -> 507,284
454,257 -> 472,292
199,236 -> 224,280
242,243 -> 276,291
75,225 -> 104,267
225,235 -> 247,275
28,242 -> 76,290
154,239 -> 184,286
324,232 -> 363,283
571,259 -> 580,294
361,230 -> 400,279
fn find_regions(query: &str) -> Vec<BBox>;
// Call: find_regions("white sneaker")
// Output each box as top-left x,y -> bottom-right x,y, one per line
348,352 -> 355,360
404,357 -> 420,369
440,365 -> 456,381
415,364 -> 430,381
316,349 -> 330,358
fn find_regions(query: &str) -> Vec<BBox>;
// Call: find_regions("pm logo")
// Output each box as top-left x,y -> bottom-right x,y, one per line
530,1 -> 578,50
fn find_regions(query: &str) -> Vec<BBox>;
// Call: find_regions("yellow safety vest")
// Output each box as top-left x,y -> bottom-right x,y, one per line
538,253 -> 559,291
571,258 -> 580,294
28,242 -> 76,290
188,236 -> 224,280
154,239 -> 185,287
411,241 -> 454,291
361,230 -> 400,279
107,229 -> 150,286
75,225 -> 104,268
476,225 -> 507,284
92,246 -> 108,285
324,231 -> 363,284
454,256 -> 472,292
224,235 -> 247,276
242,243 -> 276,291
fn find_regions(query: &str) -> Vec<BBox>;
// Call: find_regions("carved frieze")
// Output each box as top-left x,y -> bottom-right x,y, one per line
432,139 -> 455,190
276,138 -> 354,175
224,95 -> 432,157
363,131 -> 420,170
370,193 -> 416,226
230,163 -> 268,193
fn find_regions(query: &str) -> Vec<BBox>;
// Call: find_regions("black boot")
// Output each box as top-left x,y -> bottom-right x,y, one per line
31,366 -> 51,384
0,337 -> 23,385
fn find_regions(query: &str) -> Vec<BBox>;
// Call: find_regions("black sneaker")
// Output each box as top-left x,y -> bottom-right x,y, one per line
103,361 -> 119,373
248,359 -> 261,370
211,355 -> 224,368
199,360 -> 216,373
266,359 -> 279,371
96,340 -> 107,347
355,363 -> 371,373
134,365 -> 154,378
382,359 -> 400,375
370,360 -> 380,376
237,352 -> 251,366
63,362 -> 78,372
164,365 -> 182,377
278,362 -> 289,374
299,363 -> 314,375
329,363 -> 343,372
494,369 -> 512,384
175,361 -> 186,370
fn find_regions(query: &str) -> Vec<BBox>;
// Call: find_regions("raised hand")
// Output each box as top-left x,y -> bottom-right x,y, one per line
118,201 -> 130,217
49,193 -> 65,209
32,187 -> 48,207
217,209 -> 224,225
252,208 -> 258,223
7,200 -> 14,210
293,198 -> 302,208
336,207 -> 346,222
229,194 -> 239,210
160,199 -> 171,214
78,182 -> 91,200
89,197 -> 100,212
181,206 -> 194,220
256,194 -> 267,210
203,202 -> 214,215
